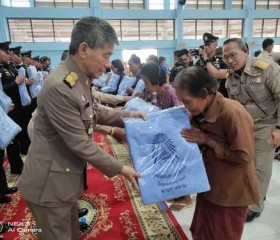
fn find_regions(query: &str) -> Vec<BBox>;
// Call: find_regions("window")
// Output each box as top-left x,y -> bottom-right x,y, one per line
53,20 -> 75,42
212,20 -> 227,38
106,20 -> 121,41
277,19 -> 280,37
170,0 -> 176,9
8,18 -> 76,42
31,20 -> 54,42
196,20 -> 212,39
253,19 -> 279,37
107,19 -> 174,41
185,0 -> 224,9
100,0 -> 143,9
255,0 -> 268,9
149,0 -> 164,9
269,0 -> 280,9
183,19 -> 243,39
121,20 -> 139,41
8,19 -> 33,42
253,19 -> 263,37
1,0 -> 30,7
263,19 -> 277,37
232,0 -> 243,9
140,20 -> 156,40
35,0 -> 89,7
157,20 -> 174,40
228,19 -> 243,37
183,20 -> 196,39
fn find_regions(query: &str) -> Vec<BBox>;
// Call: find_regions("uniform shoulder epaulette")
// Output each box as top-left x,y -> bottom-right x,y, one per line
254,58 -> 270,70
63,72 -> 78,88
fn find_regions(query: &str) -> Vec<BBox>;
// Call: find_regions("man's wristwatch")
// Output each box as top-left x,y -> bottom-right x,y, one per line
203,58 -> 212,65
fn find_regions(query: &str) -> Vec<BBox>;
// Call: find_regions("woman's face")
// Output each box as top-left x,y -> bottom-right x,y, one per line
142,75 -> 156,92
175,88 -> 207,117
111,64 -> 118,74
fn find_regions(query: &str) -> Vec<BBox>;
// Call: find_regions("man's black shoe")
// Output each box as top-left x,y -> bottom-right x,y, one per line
0,223 -> 13,233
5,187 -> 18,195
0,196 -> 11,204
78,208 -> 88,218
246,210 -> 261,222
79,222 -> 88,232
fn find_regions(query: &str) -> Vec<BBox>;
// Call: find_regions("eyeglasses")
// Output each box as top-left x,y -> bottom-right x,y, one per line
222,52 -> 239,62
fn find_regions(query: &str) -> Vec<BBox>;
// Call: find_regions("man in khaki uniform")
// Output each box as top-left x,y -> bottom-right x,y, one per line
223,38 -> 280,222
19,16 -> 143,239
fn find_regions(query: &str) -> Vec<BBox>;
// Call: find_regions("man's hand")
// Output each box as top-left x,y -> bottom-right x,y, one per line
15,76 -> 25,85
129,111 -> 147,120
25,78 -> 34,85
112,127 -> 126,143
181,127 -> 208,145
134,92 -> 144,99
122,96 -> 133,102
126,87 -> 134,95
120,165 -> 141,191
269,129 -> 280,148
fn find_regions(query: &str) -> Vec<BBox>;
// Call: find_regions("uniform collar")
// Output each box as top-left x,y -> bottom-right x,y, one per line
262,50 -> 273,57
203,92 -> 224,123
64,56 -> 89,86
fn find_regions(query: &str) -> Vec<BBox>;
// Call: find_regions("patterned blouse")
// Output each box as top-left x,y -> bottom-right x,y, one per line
156,84 -> 182,109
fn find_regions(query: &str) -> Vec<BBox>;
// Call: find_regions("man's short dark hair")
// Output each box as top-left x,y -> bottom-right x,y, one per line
69,16 -> 118,55
178,49 -> 188,58
174,50 -> 181,57
262,38 -> 274,50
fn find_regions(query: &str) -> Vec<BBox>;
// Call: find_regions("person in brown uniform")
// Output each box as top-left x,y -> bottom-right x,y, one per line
223,38 -> 280,222
19,16 -> 144,240
174,66 -> 259,240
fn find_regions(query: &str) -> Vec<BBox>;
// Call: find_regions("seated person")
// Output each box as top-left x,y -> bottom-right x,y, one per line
101,59 -> 125,94
140,63 -> 182,109
92,67 -> 112,88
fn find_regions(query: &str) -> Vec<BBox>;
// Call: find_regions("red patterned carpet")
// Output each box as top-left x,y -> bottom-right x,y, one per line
0,133 -> 188,240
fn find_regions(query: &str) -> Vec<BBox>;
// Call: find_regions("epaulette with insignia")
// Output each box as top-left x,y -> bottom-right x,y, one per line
254,59 -> 269,70
63,72 -> 78,88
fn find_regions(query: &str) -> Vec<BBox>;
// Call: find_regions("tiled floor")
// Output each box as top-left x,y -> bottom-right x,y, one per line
172,160 -> 280,240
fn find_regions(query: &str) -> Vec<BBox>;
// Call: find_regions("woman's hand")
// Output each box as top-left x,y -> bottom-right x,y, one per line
181,127 -> 208,145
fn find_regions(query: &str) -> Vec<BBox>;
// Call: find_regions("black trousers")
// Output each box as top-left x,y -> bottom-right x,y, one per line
7,108 -> 24,172
0,150 -> 8,197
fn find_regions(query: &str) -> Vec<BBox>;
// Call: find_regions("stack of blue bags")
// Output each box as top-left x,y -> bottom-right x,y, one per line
124,106 -> 210,204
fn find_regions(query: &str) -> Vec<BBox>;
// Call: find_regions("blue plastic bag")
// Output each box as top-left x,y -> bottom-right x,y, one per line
124,106 -> 210,204
124,97 -> 161,113
0,106 -> 22,149
27,66 -> 42,99
18,67 -> 31,106
0,79 -> 13,113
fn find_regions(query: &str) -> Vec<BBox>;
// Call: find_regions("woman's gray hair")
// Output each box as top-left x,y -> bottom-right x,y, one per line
69,16 -> 119,54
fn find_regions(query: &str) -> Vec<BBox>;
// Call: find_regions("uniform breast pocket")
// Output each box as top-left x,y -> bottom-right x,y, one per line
80,103 -> 94,135
246,78 -> 268,101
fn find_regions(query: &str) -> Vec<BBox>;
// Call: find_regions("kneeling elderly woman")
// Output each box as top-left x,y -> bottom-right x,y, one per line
174,66 -> 260,240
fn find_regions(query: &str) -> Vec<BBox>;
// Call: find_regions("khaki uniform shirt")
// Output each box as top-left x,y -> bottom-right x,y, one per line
258,50 -> 280,64
19,57 -> 130,206
226,57 -> 280,125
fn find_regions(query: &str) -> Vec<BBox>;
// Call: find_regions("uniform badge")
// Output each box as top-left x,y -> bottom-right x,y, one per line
63,72 -> 78,88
